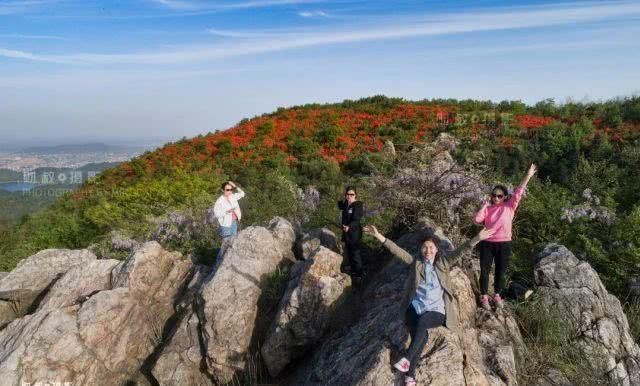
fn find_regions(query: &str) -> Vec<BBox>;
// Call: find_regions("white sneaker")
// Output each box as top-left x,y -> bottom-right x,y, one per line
404,375 -> 417,386
394,357 -> 410,373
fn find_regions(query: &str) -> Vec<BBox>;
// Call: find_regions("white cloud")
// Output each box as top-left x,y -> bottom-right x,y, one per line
0,0 -> 56,15
0,34 -> 64,40
3,1 -> 640,65
298,10 -> 330,18
150,0 -> 326,11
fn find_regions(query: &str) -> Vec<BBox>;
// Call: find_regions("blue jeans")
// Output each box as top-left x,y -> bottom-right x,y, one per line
220,221 -> 238,239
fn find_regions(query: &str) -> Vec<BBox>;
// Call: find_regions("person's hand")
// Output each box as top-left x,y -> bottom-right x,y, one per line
481,195 -> 490,206
363,225 -> 379,236
478,227 -> 496,241
527,164 -> 537,178
343,225 -> 349,232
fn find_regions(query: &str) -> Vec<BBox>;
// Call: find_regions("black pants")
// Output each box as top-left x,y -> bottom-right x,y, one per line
479,240 -> 512,296
404,306 -> 446,376
345,238 -> 363,275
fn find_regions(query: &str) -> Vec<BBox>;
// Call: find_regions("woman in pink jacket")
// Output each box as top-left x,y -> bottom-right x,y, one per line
474,164 -> 537,310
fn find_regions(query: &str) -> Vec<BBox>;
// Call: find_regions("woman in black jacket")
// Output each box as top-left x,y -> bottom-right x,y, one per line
338,186 -> 364,277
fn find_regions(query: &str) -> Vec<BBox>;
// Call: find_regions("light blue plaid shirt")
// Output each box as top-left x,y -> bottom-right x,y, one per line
411,259 -> 445,315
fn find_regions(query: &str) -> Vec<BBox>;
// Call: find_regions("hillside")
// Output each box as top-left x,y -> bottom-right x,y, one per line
1,95 -> 639,301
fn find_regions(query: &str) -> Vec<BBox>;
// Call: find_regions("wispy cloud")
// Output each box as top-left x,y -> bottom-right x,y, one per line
0,0 -> 56,15
298,10 -> 330,18
3,1 -> 640,65
0,33 -> 64,40
150,0 -> 327,11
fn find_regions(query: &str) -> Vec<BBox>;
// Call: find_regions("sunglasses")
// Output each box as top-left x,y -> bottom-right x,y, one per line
225,188 -> 233,191
346,193 -> 356,196
492,193 -> 504,199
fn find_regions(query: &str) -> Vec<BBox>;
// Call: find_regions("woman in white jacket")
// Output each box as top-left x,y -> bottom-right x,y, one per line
213,181 -> 245,239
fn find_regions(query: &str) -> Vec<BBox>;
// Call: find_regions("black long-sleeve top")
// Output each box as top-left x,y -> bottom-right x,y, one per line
337,200 -> 363,242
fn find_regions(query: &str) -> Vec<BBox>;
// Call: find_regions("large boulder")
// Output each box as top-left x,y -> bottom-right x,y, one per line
298,219 -> 523,385
149,265 -> 214,386
262,246 -> 351,376
0,249 -> 97,326
0,242 -> 192,386
535,244 -> 640,386
295,228 -> 340,260
151,217 -> 297,385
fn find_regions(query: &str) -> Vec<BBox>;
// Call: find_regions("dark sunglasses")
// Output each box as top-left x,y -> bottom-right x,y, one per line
346,193 -> 356,196
492,193 -> 504,199
225,188 -> 233,191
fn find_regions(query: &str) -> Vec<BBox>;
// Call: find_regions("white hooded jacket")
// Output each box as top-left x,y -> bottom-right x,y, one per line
213,188 -> 245,227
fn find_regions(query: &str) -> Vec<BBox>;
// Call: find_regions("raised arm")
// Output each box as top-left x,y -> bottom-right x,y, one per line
364,225 -> 414,264
519,164 -> 537,189
229,181 -> 245,200
508,164 -> 537,209
443,228 -> 495,266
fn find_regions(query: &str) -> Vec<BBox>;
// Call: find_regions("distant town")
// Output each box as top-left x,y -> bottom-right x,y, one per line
0,142 -> 155,172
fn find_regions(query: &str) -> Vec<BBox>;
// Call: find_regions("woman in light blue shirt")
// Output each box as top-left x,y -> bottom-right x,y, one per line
365,225 -> 493,386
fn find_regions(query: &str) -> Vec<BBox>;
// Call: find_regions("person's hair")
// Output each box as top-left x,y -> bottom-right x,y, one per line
345,186 -> 357,195
221,181 -> 233,191
422,236 -> 440,247
492,184 -> 509,198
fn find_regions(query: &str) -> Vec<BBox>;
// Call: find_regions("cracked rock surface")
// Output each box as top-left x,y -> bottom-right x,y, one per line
0,242 -> 192,386
535,243 -> 640,386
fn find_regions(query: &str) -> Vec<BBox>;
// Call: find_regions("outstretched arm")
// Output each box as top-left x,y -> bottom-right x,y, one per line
508,164 -> 536,209
443,228 -> 495,266
364,225 -> 414,264
519,164 -> 537,189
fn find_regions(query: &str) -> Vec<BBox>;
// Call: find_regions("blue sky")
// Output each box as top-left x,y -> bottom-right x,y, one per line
0,0 -> 639,145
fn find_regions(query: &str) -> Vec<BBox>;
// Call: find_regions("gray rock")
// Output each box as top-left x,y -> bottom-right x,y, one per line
39,259 -> 120,311
295,228 -> 340,260
383,140 -> 396,157
298,219 -> 522,386
151,218 -> 297,385
0,249 -> 97,323
535,243 -> 640,386
0,241 -> 192,386
150,265 -> 213,386
262,246 -> 351,376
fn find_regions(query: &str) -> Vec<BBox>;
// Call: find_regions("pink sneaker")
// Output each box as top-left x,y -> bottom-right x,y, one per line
493,294 -> 504,309
404,376 -> 417,386
480,295 -> 491,311
394,357 -> 410,373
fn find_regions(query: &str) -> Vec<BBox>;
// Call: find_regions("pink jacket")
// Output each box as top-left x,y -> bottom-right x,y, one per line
474,185 -> 525,242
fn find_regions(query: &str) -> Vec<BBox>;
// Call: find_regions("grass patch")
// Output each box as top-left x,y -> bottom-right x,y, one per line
511,296 -> 608,386
623,297 -> 640,344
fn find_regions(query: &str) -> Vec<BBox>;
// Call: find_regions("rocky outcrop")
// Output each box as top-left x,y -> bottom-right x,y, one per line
295,228 -> 340,260
0,248 -> 96,327
298,219 -> 523,386
262,246 -> 351,377
151,217 -> 297,385
0,242 -> 192,386
535,244 -> 640,386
